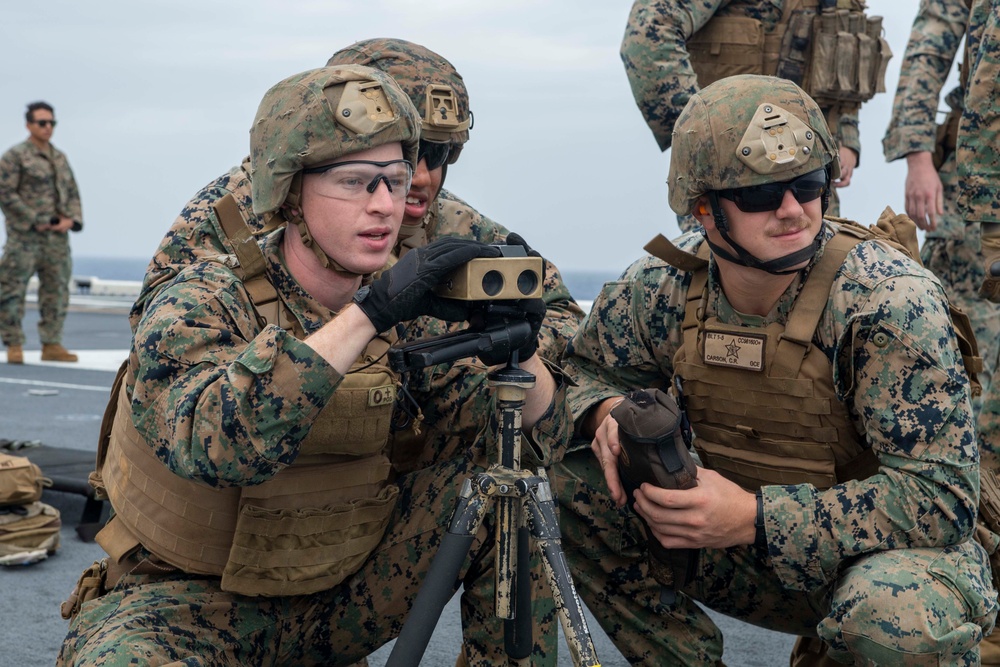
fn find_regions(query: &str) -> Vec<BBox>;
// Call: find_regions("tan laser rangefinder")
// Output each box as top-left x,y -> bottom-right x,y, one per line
434,245 -> 543,301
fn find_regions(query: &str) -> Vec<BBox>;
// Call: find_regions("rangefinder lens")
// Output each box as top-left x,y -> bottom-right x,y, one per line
481,270 -> 504,297
517,270 -> 539,296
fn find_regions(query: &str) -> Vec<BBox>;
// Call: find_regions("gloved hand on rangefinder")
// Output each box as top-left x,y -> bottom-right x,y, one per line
611,388 -> 699,599
354,237 -> 501,332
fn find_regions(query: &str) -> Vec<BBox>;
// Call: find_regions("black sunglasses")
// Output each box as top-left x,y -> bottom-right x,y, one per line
418,140 -> 451,170
32,119 -> 57,128
717,168 -> 827,213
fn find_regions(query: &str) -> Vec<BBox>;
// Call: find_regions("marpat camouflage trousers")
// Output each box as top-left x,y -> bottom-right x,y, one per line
544,449 -> 997,666
0,229 -> 71,347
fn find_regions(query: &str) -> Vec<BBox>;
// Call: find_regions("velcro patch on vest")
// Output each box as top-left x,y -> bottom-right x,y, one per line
368,385 -> 396,408
703,331 -> 765,371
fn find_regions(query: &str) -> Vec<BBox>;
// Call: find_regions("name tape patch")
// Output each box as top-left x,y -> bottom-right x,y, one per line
703,331 -> 765,371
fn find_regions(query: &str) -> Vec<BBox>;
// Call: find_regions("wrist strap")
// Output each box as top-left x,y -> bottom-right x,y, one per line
754,490 -> 767,550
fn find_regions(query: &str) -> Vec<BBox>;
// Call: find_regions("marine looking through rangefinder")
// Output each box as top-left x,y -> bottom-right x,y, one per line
434,244 -> 544,301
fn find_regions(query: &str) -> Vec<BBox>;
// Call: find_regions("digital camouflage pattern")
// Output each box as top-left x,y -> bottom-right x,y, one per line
329,38 -> 472,150
0,139 -> 80,347
883,0 -> 1000,444
249,65 -> 420,216
961,0 -> 1000,579
667,74 -> 839,216
620,0 -> 861,156
959,0 -> 1000,227
560,225 -> 997,663
58,217 -> 573,665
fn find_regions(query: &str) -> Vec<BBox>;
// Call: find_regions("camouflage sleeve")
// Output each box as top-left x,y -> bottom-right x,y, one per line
620,0 -> 723,151
565,252 -> 690,429
131,169 -> 247,331
130,263 -> 339,488
882,0 -> 968,162
60,156 -> 83,223
764,248 -> 980,592
837,109 -> 861,160
0,146 -> 37,233
959,0 -> 1000,224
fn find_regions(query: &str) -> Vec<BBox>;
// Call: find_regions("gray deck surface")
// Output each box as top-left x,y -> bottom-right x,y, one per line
1,304 -> 796,666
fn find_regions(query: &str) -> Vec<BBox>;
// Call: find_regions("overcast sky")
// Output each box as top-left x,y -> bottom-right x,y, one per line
1,0 -> 947,273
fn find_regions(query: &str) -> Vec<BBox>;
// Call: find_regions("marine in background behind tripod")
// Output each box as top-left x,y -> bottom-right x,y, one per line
0,101 -> 82,364
561,74 -> 997,665
57,65 -> 569,666
619,0 -> 891,230
325,37 -> 585,667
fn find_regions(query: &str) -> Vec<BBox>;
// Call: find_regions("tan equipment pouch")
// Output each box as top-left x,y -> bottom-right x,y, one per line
0,501 -> 61,565
689,16 -> 766,89
808,8 -> 891,109
0,453 -> 51,506
222,461 -> 399,597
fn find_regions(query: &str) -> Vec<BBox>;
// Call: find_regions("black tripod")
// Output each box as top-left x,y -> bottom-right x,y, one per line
385,319 -> 600,667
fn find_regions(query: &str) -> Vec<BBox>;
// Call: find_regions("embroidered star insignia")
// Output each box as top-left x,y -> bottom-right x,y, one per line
726,341 -> 741,358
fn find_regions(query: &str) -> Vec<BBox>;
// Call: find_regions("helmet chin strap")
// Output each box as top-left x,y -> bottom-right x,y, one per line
705,191 -> 823,276
282,174 -> 368,280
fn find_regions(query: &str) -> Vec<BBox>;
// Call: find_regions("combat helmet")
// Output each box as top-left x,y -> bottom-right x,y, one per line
668,75 -> 841,274
327,39 -> 472,166
249,64 -> 420,273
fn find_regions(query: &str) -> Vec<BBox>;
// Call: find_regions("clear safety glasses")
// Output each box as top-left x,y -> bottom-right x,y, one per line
717,168 -> 828,213
302,159 -> 414,202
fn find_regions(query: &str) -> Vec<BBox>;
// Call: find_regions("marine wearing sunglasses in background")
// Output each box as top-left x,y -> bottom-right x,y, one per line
324,38 -> 586,667
556,74 -> 997,665
0,100 -> 83,365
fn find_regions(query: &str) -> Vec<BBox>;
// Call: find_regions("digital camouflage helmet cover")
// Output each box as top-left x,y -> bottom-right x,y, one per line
668,74 -> 840,217
249,64 -> 420,216
327,39 -> 471,164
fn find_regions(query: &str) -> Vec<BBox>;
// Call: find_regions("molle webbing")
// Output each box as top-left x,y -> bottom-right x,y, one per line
688,0 -> 890,123
101,383 -> 399,594
298,334 -> 397,458
669,231 -> 876,491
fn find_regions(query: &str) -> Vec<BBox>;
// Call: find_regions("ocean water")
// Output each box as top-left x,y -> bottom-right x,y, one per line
73,256 -> 619,303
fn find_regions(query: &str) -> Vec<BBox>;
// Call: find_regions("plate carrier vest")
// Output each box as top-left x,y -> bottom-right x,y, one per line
645,211 -> 981,492
688,0 -> 892,126
91,192 -> 400,597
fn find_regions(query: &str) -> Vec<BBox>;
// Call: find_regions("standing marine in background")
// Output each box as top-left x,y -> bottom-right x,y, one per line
882,0 -> 1000,420
0,101 -> 82,364
621,0 -> 890,229
959,0 -> 1000,620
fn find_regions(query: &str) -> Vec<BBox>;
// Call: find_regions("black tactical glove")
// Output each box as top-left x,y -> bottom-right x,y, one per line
612,388 -> 699,601
354,237 -> 501,332
980,223 -> 1000,303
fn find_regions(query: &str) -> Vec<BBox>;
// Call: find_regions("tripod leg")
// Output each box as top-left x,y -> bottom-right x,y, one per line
504,524 -> 533,661
386,479 -> 491,667
524,477 -> 601,667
